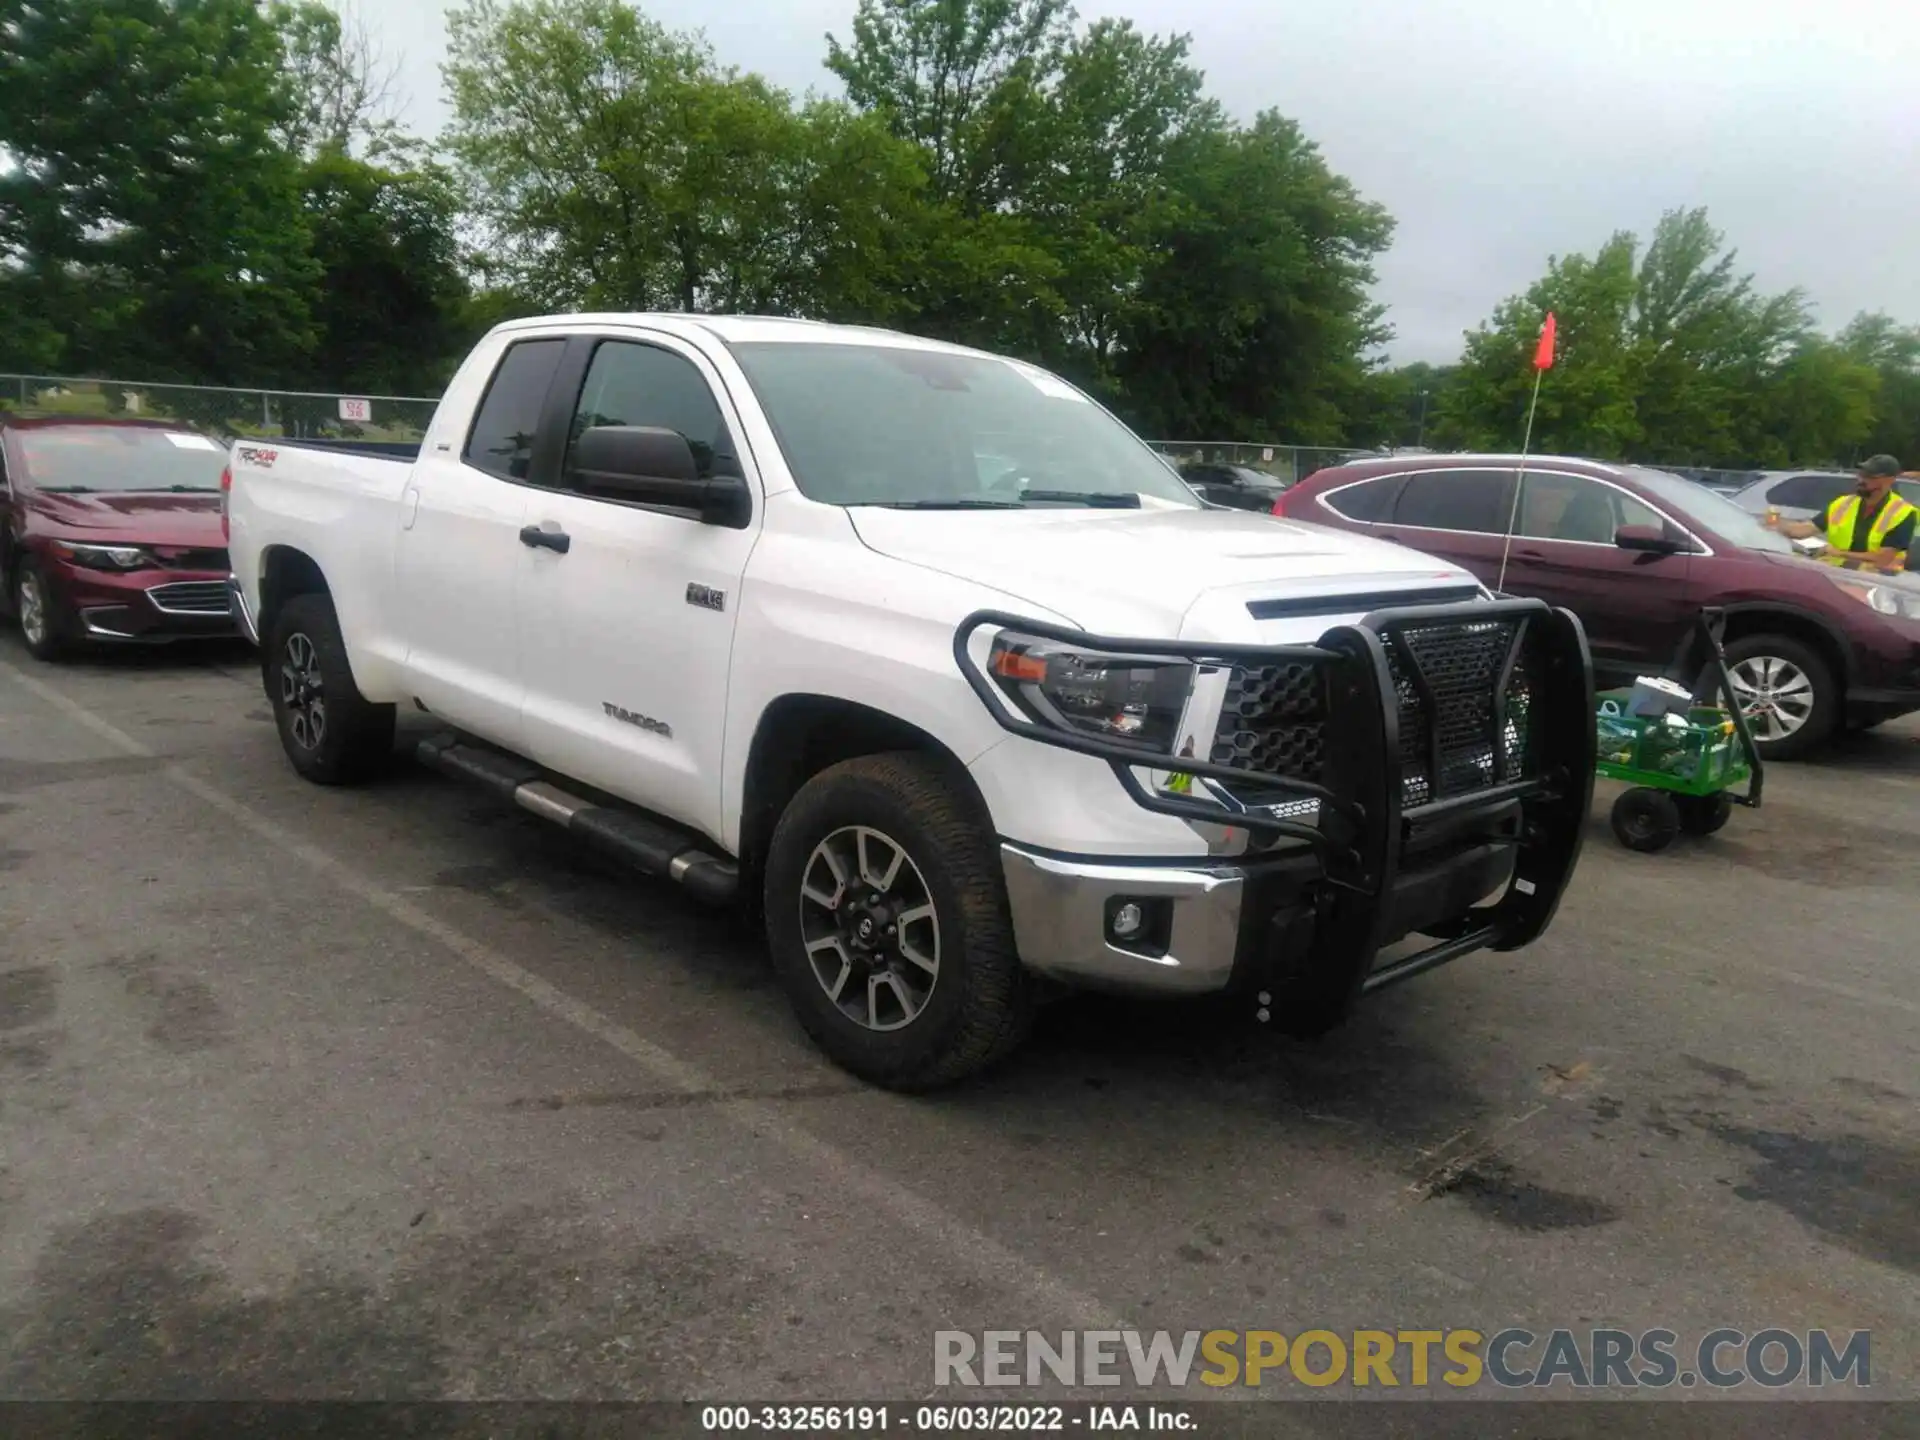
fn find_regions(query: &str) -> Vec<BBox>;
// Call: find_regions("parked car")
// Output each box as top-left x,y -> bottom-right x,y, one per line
1177,461 -> 1288,512
1726,469 -> 1920,529
1275,454 -> 1920,759
0,416 -> 237,661
226,315 -> 1593,1089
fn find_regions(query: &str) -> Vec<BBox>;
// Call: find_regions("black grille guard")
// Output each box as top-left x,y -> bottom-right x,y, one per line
954,596 -> 1597,958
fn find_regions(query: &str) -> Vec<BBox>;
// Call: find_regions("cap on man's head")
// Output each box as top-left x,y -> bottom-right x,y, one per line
1858,455 -> 1901,479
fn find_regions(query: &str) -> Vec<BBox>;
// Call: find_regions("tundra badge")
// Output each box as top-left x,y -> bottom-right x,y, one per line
685,583 -> 726,612
603,703 -> 671,738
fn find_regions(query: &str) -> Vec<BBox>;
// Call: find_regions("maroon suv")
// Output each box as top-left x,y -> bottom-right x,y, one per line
1276,454 -> 1920,758
1,417 -> 236,661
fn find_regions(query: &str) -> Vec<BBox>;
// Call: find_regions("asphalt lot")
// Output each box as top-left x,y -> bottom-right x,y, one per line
0,630 -> 1915,1430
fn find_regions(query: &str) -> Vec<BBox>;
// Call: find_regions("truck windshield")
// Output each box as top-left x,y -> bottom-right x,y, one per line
728,341 -> 1200,509
17,425 -> 228,493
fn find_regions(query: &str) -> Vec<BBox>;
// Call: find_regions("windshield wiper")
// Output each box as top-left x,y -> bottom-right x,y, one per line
1018,489 -> 1141,508
869,498 -> 1025,510
40,485 -> 96,494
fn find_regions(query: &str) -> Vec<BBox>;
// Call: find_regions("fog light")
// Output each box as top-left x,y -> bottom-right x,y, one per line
1103,896 -> 1172,956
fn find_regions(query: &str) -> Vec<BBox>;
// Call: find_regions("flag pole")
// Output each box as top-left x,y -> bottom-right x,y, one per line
1496,312 -> 1555,594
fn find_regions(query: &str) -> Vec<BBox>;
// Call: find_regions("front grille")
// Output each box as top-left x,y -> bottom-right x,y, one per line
147,580 -> 231,615
1211,662 -> 1326,784
1209,617 -> 1530,811
1385,620 -> 1529,807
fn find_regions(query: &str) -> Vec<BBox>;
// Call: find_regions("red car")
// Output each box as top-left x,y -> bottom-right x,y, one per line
1,417 -> 236,661
1276,453 -> 1920,758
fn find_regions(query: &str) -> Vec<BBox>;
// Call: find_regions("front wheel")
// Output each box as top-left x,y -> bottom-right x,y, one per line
1715,634 -> 1837,761
763,752 -> 1033,1090
265,593 -> 395,785
14,561 -> 67,662
1611,787 -> 1680,853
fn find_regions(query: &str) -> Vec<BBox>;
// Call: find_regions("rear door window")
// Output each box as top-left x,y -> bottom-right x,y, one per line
463,339 -> 566,482
1393,469 -> 1517,533
1765,473 -> 1845,509
1321,475 -> 1404,522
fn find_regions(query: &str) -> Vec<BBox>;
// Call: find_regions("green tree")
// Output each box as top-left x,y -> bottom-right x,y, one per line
1840,312 -> 1920,465
827,0 -> 1070,212
1021,19 -> 1217,392
444,0 -> 931,320
1441,209 -> 1877,467
297,146 -> 467,393
1438,233 -> 1642,456
1111,112 -> 1394,443
270,0 -> 398,158
0,0 -> 317,383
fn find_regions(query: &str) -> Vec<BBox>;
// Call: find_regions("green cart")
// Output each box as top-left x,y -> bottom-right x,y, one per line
1595,610 -> 1765,853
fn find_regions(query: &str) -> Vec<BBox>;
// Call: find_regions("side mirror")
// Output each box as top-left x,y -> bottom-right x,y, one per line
570,425 -> 751,528
1615,523 -> 1688,555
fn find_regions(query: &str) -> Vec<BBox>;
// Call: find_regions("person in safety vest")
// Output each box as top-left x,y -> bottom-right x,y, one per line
1768,454 -> 1915,573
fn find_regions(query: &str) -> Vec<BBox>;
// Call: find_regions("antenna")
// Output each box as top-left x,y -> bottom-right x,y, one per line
1496,312 -> 1555,594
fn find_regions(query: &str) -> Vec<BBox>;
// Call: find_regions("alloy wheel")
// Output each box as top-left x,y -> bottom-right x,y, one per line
279,631 -> 327,751
17,573 -> 47,648
1727,655 -> 1814,742
798,825 -> 940,1032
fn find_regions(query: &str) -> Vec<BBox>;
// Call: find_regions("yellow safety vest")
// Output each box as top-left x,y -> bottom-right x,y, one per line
1822,493 -> 1917,571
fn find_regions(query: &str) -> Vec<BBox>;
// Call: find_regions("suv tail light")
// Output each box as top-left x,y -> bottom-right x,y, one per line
219,463 -> 232,541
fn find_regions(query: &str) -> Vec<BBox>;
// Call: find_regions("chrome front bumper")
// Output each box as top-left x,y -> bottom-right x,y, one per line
226,575 -> 260,645
999,843 -> 1246,996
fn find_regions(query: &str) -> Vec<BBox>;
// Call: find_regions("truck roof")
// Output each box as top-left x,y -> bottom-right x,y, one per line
491,312 -> 990,357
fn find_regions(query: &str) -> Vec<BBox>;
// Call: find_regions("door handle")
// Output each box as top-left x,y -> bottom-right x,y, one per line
519,525 -> 570,554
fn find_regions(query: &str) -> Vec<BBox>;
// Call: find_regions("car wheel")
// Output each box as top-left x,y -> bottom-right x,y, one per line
14,561 -> 67,662
1714,634 -> 1837,761
266,593 -> 395,785
764,752 -> 1033,1090
1611,787 -> 1680,853
1675,792 -> 1733,836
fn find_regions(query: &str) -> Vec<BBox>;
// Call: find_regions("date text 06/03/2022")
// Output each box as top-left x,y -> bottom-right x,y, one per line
699,1405 -> 1198,1431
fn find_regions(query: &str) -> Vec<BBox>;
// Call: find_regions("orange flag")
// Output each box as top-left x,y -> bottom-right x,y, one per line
1533,311 -> 1557,370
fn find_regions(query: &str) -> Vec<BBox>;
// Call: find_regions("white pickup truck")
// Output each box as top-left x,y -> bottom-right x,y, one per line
225,314 -> 1595,1088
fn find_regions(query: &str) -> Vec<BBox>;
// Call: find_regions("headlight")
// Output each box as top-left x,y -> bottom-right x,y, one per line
53,542 -> 153,571
983,630 -> 1195,752
1823,570 -> 1920,621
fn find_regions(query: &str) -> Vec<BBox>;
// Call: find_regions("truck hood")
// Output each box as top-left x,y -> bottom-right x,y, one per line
848,505 -> 1476,637
24,488 -> 225,548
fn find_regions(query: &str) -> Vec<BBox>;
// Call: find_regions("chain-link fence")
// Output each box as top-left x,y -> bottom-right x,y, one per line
0,378 -> 1797,496
1145,439 -> 1361,486
0,374 -> 439,444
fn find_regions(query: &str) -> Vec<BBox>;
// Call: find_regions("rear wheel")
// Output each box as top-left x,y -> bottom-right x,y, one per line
764,752 -> 1033,1090
1675,791 -> 1733,836
1715,634 -> 1837,761
13,560 -> 67,662
265,593 -> 395,784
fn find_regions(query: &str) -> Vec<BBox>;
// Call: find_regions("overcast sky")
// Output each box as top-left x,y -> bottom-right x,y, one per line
361,0 -> 1920,364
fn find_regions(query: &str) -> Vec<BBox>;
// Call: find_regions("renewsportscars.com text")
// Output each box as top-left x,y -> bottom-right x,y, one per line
934,1328 -> 1871,1390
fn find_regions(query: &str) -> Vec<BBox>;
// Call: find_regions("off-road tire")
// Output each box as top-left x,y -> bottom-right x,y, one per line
265,593 -> 395,785
764,752 -> 1033,1090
